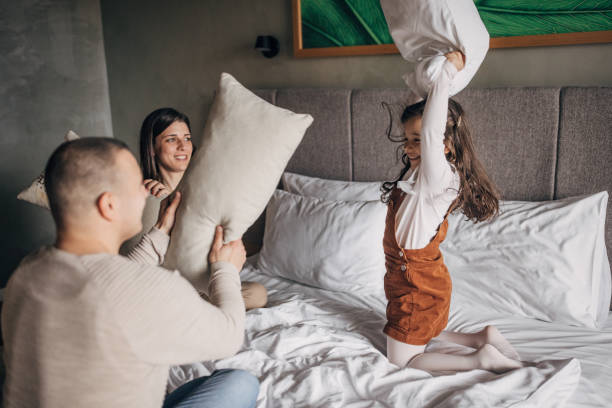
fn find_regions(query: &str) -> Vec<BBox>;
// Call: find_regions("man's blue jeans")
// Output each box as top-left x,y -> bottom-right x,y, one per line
163,369 -> 259,408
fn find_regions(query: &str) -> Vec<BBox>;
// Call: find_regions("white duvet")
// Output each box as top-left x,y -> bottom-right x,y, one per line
168,259 -> 612,407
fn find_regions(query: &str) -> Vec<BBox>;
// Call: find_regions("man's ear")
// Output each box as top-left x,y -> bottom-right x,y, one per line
97,192 -> 116,222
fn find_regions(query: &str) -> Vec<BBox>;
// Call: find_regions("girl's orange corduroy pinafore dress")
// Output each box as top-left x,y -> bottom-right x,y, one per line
382,187 -> 453,345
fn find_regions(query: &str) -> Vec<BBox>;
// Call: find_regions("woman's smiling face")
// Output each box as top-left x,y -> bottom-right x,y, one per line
153,120 -> 193,173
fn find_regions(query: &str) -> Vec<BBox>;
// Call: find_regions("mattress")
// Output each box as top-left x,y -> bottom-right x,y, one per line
168,257 -> 612,407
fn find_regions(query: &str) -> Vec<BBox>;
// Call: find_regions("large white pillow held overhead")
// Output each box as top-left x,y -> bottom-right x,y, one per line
164,73 -> 313,292
380,0 -> 489,98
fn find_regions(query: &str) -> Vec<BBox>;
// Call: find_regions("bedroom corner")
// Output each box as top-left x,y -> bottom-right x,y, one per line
0,0 -> 112,285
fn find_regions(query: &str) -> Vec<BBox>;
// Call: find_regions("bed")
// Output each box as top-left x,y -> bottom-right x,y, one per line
169,86 -> 612,407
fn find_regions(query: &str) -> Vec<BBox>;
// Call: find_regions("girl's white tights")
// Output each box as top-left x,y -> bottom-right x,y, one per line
387,325 -> 522,373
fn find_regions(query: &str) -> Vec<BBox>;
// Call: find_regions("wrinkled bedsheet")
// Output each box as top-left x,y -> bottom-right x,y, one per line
168,259 -> 611,407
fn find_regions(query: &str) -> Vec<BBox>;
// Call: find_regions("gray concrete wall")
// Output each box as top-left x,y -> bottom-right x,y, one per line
0,0 -> 113,284
2,0 -> 611,284
100,0 -> 612,155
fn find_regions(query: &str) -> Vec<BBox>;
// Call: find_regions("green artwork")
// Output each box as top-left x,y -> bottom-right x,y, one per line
300,0 -> 612,49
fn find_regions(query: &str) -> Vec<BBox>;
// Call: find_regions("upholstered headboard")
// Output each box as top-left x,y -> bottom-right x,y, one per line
247,87 -> 612,274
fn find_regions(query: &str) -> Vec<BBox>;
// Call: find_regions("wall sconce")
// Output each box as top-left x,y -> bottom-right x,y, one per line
254,35 -> 279,58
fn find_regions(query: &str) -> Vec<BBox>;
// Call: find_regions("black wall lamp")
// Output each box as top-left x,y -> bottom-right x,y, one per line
254,35 -> 279,58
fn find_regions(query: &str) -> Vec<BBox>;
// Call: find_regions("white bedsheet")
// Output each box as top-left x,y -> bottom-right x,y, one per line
169,259 -> 612,407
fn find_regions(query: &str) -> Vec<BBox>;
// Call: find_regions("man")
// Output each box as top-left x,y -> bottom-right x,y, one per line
2,138 -> 259,407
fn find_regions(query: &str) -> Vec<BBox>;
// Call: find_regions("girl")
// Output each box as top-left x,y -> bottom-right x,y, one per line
137,107 -> 267,310
381,51 -> 522,372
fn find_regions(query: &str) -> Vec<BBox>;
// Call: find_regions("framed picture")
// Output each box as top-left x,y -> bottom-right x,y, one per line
292,0 -> 612,58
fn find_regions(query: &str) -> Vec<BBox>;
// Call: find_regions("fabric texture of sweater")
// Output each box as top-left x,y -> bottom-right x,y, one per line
2,228 -> 245,408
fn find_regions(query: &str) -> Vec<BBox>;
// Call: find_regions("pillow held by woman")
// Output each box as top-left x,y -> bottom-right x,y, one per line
163,73 -> 313,292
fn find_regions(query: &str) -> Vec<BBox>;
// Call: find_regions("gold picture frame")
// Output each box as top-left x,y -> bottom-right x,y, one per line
293,0 -> 612,58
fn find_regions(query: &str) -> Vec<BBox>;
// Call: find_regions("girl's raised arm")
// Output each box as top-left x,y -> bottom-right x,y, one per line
417,54 -> 461,193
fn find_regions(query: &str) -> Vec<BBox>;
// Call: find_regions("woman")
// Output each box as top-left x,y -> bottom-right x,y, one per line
136,107 -> 267,310
140,108 -> 192,197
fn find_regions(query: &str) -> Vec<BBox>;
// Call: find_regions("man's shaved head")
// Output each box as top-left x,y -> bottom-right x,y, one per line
44,137 -> 131,226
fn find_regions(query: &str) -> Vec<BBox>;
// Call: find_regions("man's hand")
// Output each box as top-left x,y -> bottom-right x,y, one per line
445,50 -> 465,72
144,179 -> 170,198
208,225 -> 246,272
154,192 -> 181,235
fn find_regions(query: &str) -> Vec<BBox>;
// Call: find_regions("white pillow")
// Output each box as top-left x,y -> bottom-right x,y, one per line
380,0 -> 489,98
283,173 -> 611,327
163,73 -> 313,291
442,192 -> 611,329
257,190 -> 386,294
282,172 -> 382,202
17,130 -> 81,209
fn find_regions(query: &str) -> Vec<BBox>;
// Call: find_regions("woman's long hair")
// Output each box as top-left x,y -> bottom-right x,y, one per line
139,107 -> 192,181
381,99 -> 500,222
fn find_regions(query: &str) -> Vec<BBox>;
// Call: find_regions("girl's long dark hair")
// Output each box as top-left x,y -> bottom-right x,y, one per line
139,107 -> 192,181
381,99 -> 500,222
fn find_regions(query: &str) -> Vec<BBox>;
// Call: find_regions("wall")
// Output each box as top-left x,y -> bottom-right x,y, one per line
2,0 -> 610,283
100,0 -> 612,154
0,0 -> 113,285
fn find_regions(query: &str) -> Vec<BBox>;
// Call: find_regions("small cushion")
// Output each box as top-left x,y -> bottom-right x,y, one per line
17,130 -> 80,209
163,73 -> 313,291
380,0 -> 489,98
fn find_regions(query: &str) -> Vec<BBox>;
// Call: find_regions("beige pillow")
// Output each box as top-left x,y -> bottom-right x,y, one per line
163,73 -> 313,291
17,130 -> 80,209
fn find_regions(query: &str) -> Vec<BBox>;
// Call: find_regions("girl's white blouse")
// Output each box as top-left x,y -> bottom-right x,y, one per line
395,60 -> 460,250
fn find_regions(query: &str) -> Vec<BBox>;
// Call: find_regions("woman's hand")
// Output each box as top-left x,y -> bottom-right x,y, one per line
154,192 -> 181,235
144,179 -> 170,198
445,51 -> 465,72
208,225 -> 246,272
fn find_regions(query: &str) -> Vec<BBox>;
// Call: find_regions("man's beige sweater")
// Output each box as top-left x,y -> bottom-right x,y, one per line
1,228 -> 245,407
